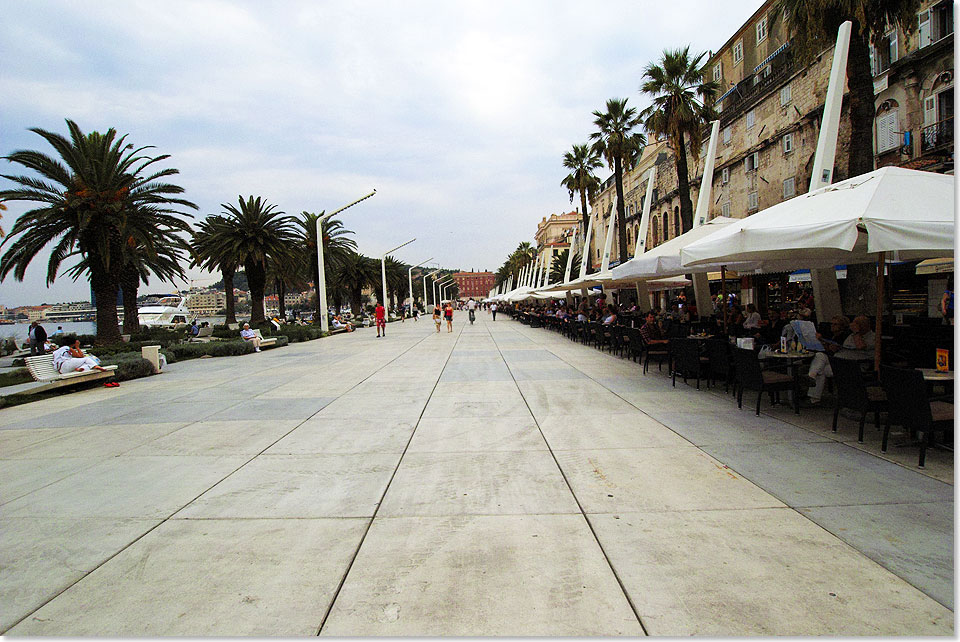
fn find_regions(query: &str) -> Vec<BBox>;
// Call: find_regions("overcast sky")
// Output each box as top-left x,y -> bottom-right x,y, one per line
0,0 -> 759,307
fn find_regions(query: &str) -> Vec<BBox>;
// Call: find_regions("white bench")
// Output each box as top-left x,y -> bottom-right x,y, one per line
252,329 -> 277,348
188,326 -> 214,342
23,354 -> 117,393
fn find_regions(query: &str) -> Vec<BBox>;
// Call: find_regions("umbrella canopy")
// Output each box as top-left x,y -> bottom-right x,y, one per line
681,167 -> 954,268
610,217 -> 738,281
541,270 -> 614,293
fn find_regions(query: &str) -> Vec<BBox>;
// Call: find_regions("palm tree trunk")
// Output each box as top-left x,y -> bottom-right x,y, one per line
350,289 -> 362,316
222,268 -> 237,325
614,155 -> 627,263
277,278 -> 286,319
578,188 -> 590,237
91,270 -> 122,345
246,259 -> 267,324
120,266 -> 140,335
675,136 -> 694,234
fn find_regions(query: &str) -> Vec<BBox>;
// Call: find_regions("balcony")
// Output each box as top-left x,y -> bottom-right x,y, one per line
719,49 -> 796,124
920,117 -> 954,153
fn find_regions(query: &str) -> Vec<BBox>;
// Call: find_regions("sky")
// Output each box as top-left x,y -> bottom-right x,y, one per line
0,0 -> 760,307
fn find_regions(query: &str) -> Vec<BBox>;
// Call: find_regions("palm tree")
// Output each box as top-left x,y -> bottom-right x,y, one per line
590,98 -> 646,263
266,250 -> 306,320
0,203 -> 6,237
219,196 -> 299,324
0,119 -> 195,344
192,215 -> 239,326
383,256 -> 408,308
640,47 -> 718,235
331,251 -> 379,315
299,212 -> 357,322
549,248 -> 581,283
561,143 -> 603,234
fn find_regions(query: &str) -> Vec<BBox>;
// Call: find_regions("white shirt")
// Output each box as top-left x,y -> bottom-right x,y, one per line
52,345 -> 71,372
743,312 -> 762,329
468,300 -> 476,310
240,328 -> 256,340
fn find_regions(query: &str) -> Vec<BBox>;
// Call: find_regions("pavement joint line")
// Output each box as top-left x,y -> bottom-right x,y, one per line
314,319 -> 467,636
0,326 -> 439,635
485,320 -> 650,636
504,318 -> 956,611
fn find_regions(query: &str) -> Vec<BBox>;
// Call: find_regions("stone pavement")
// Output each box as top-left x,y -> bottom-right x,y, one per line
0,314 -> 953,635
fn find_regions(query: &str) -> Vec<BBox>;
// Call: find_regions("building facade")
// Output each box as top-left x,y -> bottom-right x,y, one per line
452,271 -> 496,299
186,291 -> 226,316
534,210 -> 580,278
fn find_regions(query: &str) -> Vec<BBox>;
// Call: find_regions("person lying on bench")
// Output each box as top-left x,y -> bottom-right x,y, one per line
52,339 -> 108,374
240,323 -> 262,352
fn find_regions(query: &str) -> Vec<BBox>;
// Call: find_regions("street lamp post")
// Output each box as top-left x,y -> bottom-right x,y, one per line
424,268 -> 441,311
408,258 -> 433,314
316,190 -> 376,333
381,238 -> 416,317
435,277 -> 452,305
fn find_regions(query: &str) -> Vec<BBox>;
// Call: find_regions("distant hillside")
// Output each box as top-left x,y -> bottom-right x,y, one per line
210,271 -> 249,292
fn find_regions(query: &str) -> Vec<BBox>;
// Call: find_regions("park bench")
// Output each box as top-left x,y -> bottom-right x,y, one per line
253,329 -> 277,348
188,326 -> 214,342
23,353 -> 117,393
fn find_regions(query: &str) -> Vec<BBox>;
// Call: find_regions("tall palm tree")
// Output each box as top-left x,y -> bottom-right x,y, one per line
590,98 -> 646,263
331,250 -> 379,315
561,143 -> 603,234
299,212 -> 357,322
640,47 -> 718,235
192,215 -> 239,326
383,256 -> 408,308
219,196 -> 299,324
549,248 -> 581,283
0,119 -> 195,344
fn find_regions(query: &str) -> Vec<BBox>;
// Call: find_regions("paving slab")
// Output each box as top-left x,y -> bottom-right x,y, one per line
319,393 -> 427,420
537,414 -> 692,450
2,422 -> 187,459
8,518 -> 368,636
0,457 -> 104,506
421,391 -> 529,418
264,417 -> 416,455
377,451 -> 580,517
125,420 -> 301,456
0,425 -> 90,455
201,397 -> 335,421
407,416 -> 546,452
701,440 -> 954,507
320,514 -> 644,636
589,508 -> 953,636
2,455 -> 248,518
0,516 -> 159,632
174,453 -> 400,518
105,398 -> 242,425
798,501 -> 955,609
647,409 -> 830,446
553,446 -> 785,513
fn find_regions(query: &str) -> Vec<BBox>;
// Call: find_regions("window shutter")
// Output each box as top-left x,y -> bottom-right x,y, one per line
923,96 -> 937,126
723,126 -> 731,143
918,10 -> 931,47
869,46 -> 877,76
876,110 -> 899,153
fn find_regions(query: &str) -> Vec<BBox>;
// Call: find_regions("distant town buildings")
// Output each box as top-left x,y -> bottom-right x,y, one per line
534,211 -> 579,277
452,271 -> 496,299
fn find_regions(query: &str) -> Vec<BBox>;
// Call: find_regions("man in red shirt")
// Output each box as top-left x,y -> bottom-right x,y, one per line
375,302 -> 386,338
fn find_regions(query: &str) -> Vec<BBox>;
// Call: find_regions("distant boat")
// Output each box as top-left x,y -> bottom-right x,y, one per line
138,295 -> 196,330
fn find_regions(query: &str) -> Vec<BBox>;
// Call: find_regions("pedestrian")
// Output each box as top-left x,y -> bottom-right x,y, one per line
28,321 -> 47,356
491,302 -> 498,321
413,306 -> 420,322
433,305 -> 442,332
467,297 -> 477,325
375,302 -> 386,338
444,301 -> 454,332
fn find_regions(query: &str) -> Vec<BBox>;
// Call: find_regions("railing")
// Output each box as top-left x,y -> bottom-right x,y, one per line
720,50 -> 796,122
920,117 -> 954,153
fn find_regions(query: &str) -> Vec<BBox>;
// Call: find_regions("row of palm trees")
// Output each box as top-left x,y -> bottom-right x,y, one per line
0,120 -> 437,345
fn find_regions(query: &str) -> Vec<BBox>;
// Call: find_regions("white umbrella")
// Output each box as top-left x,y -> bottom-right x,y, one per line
681,167 -> 954,268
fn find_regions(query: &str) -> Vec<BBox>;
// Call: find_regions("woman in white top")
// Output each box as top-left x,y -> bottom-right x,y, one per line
742,304 -> 762,330
52,339 -> 107,374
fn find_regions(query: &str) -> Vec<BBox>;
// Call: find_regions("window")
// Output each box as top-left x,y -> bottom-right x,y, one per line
756,16 -> 767,43
723,126 -> 731,144
876,110 -> 900,153
713,64 -> 722,82
748,191 -> 759,210
674,208 -> 681,235
746,109 -> 755,130
780,83 -> 792,106
721,167 -> 730,184
870,31 -> 898,75
783,177 -> 796,198
733,40 -> 743,65
721,201 -> 731,217
783,132 -> 794,153
744,151 -> 759,172
920,3 -> 954,46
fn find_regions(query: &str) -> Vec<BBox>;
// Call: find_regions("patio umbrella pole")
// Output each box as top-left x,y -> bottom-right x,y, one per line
876,252 -> 885,371
721,265 -> 728,335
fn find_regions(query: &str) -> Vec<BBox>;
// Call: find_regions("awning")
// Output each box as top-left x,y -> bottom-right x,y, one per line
916,258 -> 954,275
788,267 -> 848,283
754,41 -> 790,73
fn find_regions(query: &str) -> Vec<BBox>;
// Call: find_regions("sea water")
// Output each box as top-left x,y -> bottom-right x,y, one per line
0,318 -> 226,341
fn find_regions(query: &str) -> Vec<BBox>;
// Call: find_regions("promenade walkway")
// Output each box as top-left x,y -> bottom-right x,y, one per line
0,314 -> 952,635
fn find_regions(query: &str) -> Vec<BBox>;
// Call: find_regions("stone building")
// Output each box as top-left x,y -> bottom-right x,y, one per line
586,0 -> 953,271
534,210 -> 580,277
452,271 -> 496,299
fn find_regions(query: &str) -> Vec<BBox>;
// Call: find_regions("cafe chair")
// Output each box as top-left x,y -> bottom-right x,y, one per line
671,338 -> 710,389
706,338 -> 735,394
642,337 -> 671,375
829,357 -> 888,443
880,366 -> 954,468
732,347 -> 798,416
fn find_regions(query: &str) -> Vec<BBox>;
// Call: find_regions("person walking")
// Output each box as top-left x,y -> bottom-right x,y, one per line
491,302 -> 498,321
412,306 -> 420,322
432,305 -> 442,333
375,302 -> 387,338
444,301 -> 454,332
467,298 -> 477,325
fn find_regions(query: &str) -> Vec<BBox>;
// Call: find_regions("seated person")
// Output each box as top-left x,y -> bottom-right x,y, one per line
240,323 -> 262,352
806,315 -> 872,404
602,304 -> 618,326
742,304 -> 762,330
755,309 -> 788,346
189,321 -> 200,336
52,339 -> 108,374
331,314 -> 354,332
639,311 -> 668,345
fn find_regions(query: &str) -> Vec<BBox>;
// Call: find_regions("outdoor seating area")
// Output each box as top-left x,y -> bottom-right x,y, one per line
509,302 -> 954,468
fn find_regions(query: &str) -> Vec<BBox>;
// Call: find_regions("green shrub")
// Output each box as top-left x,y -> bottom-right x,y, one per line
128,327 -> 185,345
99,354 -> 156,382
0,368 -> 32,387
11,358 -> 25,367
273,325 -> 325,343
167,339 -> 255,361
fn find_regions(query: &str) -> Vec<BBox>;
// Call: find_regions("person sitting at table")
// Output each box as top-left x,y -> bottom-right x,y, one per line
742,304 -> 762,331
755,308 -> 787,346
602,304 -> 618,326
639,311 -> 668,345
806,315 -> 872,404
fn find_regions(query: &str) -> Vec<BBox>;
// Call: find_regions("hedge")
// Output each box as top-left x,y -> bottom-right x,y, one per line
212,324 -> 327,343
